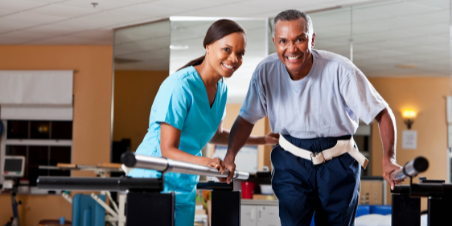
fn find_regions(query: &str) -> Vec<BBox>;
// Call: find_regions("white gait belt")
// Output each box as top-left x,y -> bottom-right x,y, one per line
279,135 -> 369,169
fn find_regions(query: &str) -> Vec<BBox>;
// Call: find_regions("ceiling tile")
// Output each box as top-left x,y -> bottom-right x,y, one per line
26,35 -> 97,44
70,29 -> 114,41
29,4 -> 95,17
0,18 -> 33,34
150,0 -> 224,10
0,30 -> 56,43
113,2 -> 183,16
0,11 -> 67,25
58,0 -> 156,11
0,0 -> 47,13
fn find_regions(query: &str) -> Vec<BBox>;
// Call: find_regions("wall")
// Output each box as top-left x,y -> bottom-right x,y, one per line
113,70 -> 169,152
369,77 -> 450,208
221,104 -> 271,170
0,46 -> 113,225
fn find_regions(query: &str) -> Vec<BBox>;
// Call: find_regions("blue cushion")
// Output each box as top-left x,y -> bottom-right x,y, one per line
356,205 -> 371,217
370,205 -> 391,215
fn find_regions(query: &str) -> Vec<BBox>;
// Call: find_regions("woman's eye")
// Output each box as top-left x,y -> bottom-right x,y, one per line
223,48 -> 230,52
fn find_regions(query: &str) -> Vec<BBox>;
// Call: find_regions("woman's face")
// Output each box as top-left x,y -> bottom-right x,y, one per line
205,32 -> 246,78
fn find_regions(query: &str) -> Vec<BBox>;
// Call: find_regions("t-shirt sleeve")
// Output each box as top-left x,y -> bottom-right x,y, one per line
152,80 -> 191,130
239,67 -> 268,124
340,66 -> 388,124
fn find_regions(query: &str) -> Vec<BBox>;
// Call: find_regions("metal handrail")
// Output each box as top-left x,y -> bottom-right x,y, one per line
121,152 -> 250,180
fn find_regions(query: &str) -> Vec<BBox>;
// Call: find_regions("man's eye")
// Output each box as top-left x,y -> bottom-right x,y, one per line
280,40 -> 286,44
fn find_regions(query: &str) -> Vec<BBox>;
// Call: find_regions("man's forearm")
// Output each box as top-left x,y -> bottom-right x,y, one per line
209,129 -> 266,145
224,116 -> 255,162
376,108 -> 397,163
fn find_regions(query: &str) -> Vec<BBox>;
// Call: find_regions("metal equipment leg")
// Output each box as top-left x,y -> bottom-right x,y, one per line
391,193 -> 420,226
428,197 -> 452,226
211,191 -> 241,226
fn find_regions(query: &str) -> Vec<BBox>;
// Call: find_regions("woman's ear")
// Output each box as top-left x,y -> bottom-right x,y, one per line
205,44 -> 211,55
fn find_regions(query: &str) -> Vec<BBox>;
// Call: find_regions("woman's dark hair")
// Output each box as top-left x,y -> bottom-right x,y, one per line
178,19 -> 245,71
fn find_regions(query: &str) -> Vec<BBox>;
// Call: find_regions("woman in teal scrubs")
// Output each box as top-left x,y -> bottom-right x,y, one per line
129,19 -> 278,226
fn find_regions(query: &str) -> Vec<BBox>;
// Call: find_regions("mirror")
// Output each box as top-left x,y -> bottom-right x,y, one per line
112,20 -> 171,163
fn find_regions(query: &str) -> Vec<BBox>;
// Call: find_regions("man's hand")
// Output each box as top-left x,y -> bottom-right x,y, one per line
265,132 -> 280,145
382,160 -> 404,190
218,158 -> 236,184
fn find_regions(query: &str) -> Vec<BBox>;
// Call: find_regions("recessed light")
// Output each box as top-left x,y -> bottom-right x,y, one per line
170,45 -> 189,50
396,64 -> 417,69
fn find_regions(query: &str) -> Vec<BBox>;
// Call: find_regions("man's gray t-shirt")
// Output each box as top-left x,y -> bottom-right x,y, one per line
239,49 -> 387,139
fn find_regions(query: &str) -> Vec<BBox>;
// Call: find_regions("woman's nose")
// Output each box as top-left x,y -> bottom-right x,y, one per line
229,54 -> 238,63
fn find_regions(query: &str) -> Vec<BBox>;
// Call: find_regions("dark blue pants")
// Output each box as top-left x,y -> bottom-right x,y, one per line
271,135 -> 361,226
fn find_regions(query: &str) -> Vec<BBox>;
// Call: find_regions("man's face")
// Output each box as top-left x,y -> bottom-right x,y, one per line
273,18 -> 316,75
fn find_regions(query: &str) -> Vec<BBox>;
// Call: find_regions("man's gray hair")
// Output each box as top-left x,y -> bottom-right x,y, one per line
272,9 -> 313,38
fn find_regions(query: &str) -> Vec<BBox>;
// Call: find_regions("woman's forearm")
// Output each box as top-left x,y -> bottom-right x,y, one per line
161,147 -> 209,166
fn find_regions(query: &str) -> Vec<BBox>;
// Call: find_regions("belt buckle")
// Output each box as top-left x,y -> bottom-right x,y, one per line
310,152 -> 326,165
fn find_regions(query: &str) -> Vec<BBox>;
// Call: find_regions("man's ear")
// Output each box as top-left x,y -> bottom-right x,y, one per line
311,33 -> 316,48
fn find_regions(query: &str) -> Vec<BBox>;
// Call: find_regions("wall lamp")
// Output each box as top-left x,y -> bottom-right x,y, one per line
402,110 -> 416,130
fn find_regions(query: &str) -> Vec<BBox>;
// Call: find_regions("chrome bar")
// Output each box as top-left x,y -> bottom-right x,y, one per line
121,152 -> 249,180
390,156 -> 429,181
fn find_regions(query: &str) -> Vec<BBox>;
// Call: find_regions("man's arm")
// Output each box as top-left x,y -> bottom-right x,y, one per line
375,107 -> 403,189
209,121 -> 278,146
221,116 -> 255,183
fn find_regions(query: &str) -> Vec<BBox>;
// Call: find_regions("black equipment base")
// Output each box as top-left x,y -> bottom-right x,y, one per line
428,197 -> 452,226
391,194 -> 420,226
211,191 -> 241,226
127,192 -> 175,226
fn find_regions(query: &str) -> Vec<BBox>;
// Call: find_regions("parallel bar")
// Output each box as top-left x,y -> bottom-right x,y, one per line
410,184 -> 452,198
37,176 -> 163,191
389,156 -> 428,181
121,152 -> 249,180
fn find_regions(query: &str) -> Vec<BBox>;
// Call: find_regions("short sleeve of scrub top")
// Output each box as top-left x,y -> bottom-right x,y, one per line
339,66 -> 387,124
151,79 -> 191,130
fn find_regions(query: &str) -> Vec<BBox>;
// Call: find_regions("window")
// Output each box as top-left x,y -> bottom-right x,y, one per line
1,120 -> 73,186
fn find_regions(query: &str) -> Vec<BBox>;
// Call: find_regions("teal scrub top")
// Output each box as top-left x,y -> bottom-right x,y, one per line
129,66 -> 227,202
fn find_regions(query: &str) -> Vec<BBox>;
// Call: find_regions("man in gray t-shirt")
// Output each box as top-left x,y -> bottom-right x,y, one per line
223,10 -> 403,225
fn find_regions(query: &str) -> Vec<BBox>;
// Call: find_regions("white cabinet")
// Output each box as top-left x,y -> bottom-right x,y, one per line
257,206 -> 280,226
241,205 -> 257,225
241,200 -> 280,226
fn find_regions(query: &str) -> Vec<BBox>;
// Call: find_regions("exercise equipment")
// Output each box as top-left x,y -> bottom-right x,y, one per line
390,156 -> 452,226
1,156 -> 26,226
39,162 -> 126,226
37,152 -> 249,226
121,152 -> 249,180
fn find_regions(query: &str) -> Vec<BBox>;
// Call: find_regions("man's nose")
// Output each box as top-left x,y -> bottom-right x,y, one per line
287,42 -> 297,52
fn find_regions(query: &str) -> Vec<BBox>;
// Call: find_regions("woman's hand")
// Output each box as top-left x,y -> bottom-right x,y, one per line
204,157 -> 224,172
265,132 -> 279,145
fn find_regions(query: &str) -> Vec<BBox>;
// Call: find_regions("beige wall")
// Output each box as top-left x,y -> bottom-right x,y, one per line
113,70 -> 169,152
221,104 -> 271,170
0,46 -> 113,225
369,77 -> 450,208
